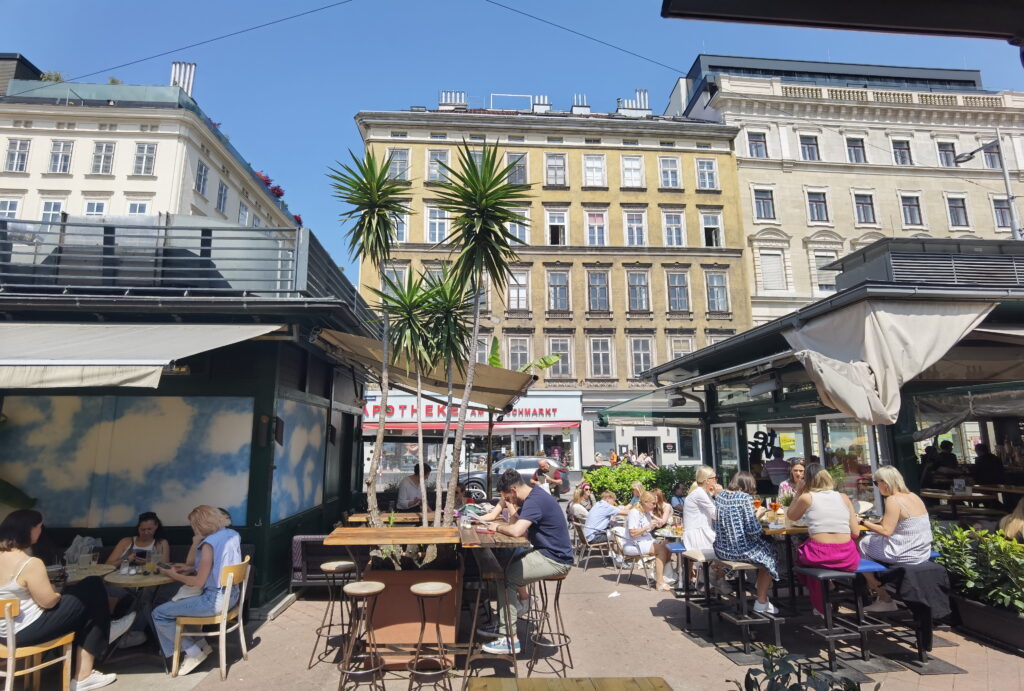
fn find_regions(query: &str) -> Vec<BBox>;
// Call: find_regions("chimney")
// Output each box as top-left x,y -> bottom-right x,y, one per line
170,62 -> 196,97
615,88 -> 652,118
570,93 -> 590,115
438,90 -> 467,111
531,95 -> 551,114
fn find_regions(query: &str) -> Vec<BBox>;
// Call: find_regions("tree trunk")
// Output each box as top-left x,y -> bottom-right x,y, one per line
364,309 -> 390,528
485,410 -> 495,498
415,366 -> 428,527
444,279 -> 482,526
433,363 -> 455,527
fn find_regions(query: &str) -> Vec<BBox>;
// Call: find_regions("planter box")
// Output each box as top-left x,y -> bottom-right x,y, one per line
951,595 -> 1024,654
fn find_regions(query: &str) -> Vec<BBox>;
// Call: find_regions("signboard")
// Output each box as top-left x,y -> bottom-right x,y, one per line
363,391 -> 582,423
662,442 -> 677,453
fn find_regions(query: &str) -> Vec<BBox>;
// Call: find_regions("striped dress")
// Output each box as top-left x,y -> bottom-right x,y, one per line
860,496 -> 933,565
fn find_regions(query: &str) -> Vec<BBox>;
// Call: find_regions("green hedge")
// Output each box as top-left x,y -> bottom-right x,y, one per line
582,464 -> 698,504
933,522 -> 1024,615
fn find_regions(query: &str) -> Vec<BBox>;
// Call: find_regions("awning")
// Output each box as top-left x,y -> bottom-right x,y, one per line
597,386 -> 705,427
363,421 -> 579,432
0,323 -> 282,389
318,330 -> 534,412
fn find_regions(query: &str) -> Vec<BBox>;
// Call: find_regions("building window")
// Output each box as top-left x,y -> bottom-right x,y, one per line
382,265 -> 407,296
427,149 -> 449,182
854,193 -> 876,224
195,160 -> 209,196
586,211 -> 607,246
387,148 -> 409,180
630,337 -> 653,377
666,272 -> 689,312
807,192 -> 829,223
475,338 -> 488,365
545,153 -> 566,185
813,250 -> 839,293
547,209 -> 567,245
589,338 -> 612,377
937,142 -> 957,167
5,139 -> 29,172
748,132 -> 768,158
429,132 -> 446,140
507,208 -> 528,244
994,198 -> 1013,228
475,279 -> 489,311
846,138 -> 866,163
127,201 -> 148,216
583,154 -> 606,186
947,197 -> 969,228
799,135 -> 820,161
469,149 -> 484,168
621,155 -> 644,187
507,152 -> 527,184
40,200 -> 63,230
900,195 -> 923,226
659,157 -> 680,188
668,336 -> 693,360
507,337 -> 530,371
0,199 -> 19,219
753,189 -> 775,220
91,142 -> 115,174
983,143 -> 1002,170
584,137 -> 600,145
587,271 -> 609,311
253,216 -> 262,229
508,271 -> 529,311
392,213 -> 407,243
84,200 -> 105,216
622,139 -> 639,147
48,140 -> 73,174
706,272 -> 729,313
427,206 -> 449,243
663,212 -> 685,246
548,337 -> 572,377
627,271 -> 650,312
758,249 -> 787,291
390,131 -> 407,139
624,211 -> 646,246
547,271 -> 570,311
892,140 -> 913,166
216,182 -> 228,213
701,212 -> 722,247
133,143 -> 156,175
238,202 -> 250,226
696,159 -> 718,189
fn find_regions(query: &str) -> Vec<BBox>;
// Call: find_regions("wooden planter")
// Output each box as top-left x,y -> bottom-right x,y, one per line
951,595 -> 1024,654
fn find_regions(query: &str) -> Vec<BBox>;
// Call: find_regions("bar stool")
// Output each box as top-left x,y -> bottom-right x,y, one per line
309,560 -> 357,668
525,573 -> 572,677
717,560 -> 784,653
407,581 -> 454,691
338,580 -> 386,691
679,548 -> 721,635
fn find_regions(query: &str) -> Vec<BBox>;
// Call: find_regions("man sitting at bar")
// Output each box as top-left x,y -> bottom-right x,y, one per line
396,464 -> 430,511
477,469 -> 573,655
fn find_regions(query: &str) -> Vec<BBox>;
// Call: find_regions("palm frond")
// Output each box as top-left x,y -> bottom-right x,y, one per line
369,272 -> 434,374
423,267 -> 473,375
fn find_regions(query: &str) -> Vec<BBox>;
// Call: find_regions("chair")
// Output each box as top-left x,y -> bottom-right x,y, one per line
0,599 -> 74,691
171,556 -> 251,680
572,522 -> 610,571
716,559 -> 784,653
609,530 -> 654,588
526,573 -> 573,678
309,560 -> 357,668
339,581 -> 386,691
407,581 -> 454,691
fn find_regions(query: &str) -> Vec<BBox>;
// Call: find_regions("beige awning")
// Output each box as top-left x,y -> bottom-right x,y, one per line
0,323 -> 282,389
318,330 -> 534,411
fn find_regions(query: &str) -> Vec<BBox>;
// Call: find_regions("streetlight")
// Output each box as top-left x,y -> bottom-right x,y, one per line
954,126 -> 1022,241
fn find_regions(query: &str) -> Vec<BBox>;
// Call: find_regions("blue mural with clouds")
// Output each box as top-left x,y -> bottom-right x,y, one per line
270,398 -> 327,523
0,396 -> 253,527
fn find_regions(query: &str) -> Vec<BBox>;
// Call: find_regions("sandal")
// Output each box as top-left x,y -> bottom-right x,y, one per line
656,583 -> 674,592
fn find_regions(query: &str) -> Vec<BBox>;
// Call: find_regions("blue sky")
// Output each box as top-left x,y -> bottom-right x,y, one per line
5,0 -> 1022,278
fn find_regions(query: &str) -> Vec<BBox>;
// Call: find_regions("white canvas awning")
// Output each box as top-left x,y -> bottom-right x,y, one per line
0,323 -> 282,389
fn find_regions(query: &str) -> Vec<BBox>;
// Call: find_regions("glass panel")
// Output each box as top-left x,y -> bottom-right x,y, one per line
819,417 -> 874,503
711,424 -> 739,486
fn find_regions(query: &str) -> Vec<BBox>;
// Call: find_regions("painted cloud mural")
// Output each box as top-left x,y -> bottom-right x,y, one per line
270,398 -> 327,523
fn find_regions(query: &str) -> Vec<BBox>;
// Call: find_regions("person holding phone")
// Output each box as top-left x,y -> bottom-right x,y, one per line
105,512 -> 169,567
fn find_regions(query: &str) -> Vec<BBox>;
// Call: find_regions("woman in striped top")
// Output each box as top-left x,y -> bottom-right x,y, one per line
859,465 -> 933,612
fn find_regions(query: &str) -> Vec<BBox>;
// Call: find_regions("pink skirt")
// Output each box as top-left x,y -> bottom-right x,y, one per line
796,539 -> 859,613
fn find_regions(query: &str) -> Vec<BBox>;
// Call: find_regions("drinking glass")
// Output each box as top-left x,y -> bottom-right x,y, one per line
90,550 -> 99,566
78,553 -> 92,568
770,501 -> 781,513
752,498 -> 762,510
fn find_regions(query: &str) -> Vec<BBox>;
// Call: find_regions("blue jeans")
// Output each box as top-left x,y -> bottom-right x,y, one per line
151,587 -> 239,657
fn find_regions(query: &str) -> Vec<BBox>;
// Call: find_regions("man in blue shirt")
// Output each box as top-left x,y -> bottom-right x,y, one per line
477,469 -> 573,655
583,491 -> 630,542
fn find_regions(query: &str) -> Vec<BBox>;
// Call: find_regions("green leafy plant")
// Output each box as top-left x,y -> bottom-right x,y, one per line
730,644 -> 879,691
583,466 -> 655,503
933,522 -> 1024,615
652,465 -> 697,496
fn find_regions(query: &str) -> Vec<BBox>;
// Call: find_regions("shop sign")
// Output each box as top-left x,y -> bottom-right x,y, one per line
363,392 -> 582,423
662,442 -> 677,453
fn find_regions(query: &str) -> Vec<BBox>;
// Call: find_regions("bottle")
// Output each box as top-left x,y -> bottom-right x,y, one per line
119,558 -> 130,575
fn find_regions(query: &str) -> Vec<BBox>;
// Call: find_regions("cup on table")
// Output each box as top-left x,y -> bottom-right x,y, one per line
77,553 -> 92,568
770,501 -> 781,513
752,498 -> 763,510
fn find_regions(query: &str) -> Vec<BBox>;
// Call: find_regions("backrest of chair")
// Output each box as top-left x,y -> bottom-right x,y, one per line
0,599 -> 18,620
572,521 -> 588,545
220,555 -> 250,589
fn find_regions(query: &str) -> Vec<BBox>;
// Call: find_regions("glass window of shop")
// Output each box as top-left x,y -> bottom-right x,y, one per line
677,428 -> 702,462
594,429 -> 615,464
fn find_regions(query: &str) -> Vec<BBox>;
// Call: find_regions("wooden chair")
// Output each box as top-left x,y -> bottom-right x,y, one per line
572,521 -> 610,571
171,556 -> 251,681
0,599 -> 74,691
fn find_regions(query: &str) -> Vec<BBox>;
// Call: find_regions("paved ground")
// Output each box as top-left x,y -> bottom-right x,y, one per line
86,557 -> 1022,690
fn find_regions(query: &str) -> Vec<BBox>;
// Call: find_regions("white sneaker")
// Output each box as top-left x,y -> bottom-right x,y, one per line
663,575 -> 677,585
516,596 -> 531,619
71,670 -> 116,691
864,598 -> 899,613
108,611 -> 136,644
176,646 -> 211,676
118,630 -> 147,648
753,600 -> 779,615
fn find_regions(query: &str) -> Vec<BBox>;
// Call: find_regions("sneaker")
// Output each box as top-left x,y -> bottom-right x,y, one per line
176,646 -> 211,676
864,598 -> 899,613
118,630 -> 147,648
516,596 -> 531,619
476,625 -> 502,638
108,611 -> 136,644
71,670 -> 116,691
753,600 -> 779,615
481,638 -> 521,655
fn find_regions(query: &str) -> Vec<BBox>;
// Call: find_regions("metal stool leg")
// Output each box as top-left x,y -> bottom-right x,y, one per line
338,584 -> 385,691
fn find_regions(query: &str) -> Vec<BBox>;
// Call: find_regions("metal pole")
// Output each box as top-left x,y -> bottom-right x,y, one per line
996,127 -> 1023,241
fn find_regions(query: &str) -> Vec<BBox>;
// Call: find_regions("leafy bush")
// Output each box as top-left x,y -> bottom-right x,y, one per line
731,645 -> 877,690
583,464 -> 697,503
933,522 -> 1024,615
652,465 -> 697,495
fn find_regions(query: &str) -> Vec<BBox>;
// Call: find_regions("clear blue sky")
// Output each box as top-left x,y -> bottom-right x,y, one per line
6,0 -> 1022,278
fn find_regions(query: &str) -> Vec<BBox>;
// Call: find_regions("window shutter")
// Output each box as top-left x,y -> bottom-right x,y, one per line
760,251 -> 787,290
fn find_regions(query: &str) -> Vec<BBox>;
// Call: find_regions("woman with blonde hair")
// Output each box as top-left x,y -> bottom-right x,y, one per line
621,491 -> 673,591
998,498 -> 1024,542
152,505 -> 242,676
858,465 -> 932,612
566,485 -> 591,523
788,463 -> 860,616
683,466 -> 718,552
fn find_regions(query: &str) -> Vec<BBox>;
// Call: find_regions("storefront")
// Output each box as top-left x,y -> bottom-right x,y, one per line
593,387 -> 706,466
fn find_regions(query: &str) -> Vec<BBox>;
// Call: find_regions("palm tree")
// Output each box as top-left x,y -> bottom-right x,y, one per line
328,150 -> 409,527
434,141 -> 531,524
422,268 -> 473,526
371,271 -> 434,527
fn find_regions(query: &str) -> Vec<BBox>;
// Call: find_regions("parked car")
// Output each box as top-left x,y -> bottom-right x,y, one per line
459,456 -> 568,499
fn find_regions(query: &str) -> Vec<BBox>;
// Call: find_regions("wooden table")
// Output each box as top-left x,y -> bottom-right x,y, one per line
324,526 -> 461,545
346,511 -> 436,524
65,563 -> 114,585
103,570 -> 173,588
974,484 -> 1024,496
468,678 -> 672,691
920,489 -> 997,518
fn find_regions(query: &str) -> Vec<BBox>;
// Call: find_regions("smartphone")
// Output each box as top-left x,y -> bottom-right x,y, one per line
134,549 -> 148,560
157,562 -> 171,570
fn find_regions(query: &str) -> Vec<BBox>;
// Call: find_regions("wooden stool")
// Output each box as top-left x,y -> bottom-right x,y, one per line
678,548 -> 721,635
407,581 -> 454,691
526,573 -> 572,678
309,560 -> 356,669
718,559 -> 783,653
337,581 -> 386,691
